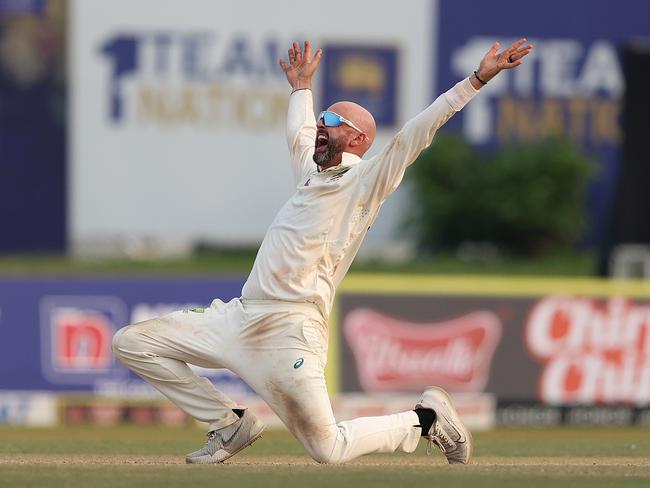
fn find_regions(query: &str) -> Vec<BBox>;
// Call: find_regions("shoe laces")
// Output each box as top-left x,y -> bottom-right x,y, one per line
205,430 -> 218,446
426,424 -> 455,456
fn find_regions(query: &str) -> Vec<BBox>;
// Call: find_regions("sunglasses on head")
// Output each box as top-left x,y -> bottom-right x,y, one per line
318,111 -> 365,134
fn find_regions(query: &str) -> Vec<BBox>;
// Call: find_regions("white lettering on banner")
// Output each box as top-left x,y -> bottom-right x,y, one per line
451,37 -> 623,145
344,309 -> 502,392
525,295 -> 650,405
365,334 -> 475,379
537,41 -> 584,97
579,41 -> 623,95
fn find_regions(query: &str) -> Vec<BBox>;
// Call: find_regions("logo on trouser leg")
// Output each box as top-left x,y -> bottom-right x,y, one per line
293,358 -> 304,369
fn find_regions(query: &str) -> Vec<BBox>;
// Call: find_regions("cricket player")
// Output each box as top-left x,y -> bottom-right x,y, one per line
113,39 -> 532,465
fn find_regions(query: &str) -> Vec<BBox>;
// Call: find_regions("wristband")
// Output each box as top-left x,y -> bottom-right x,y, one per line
473,70 -> 487,85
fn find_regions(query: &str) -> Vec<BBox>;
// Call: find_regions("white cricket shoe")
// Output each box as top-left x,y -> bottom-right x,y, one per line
185,410 -> 265,464
415,386 -> 472,464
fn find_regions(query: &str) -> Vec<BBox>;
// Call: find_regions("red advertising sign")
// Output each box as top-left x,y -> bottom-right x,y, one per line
343,308 -> 502,392
526,295 -> 650,405
52,308 -> 113,371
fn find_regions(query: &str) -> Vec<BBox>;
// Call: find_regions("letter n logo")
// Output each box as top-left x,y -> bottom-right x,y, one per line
53,308 -> 112,371
40,296 -> 127,385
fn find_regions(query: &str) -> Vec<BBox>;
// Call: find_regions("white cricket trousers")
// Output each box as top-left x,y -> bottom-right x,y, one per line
112,297 -> 421,464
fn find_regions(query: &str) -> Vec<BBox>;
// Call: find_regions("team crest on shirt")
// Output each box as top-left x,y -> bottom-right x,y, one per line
325,167 -> 351,183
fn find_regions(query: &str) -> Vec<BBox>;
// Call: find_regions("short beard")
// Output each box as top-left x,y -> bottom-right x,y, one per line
313,138 -> 344,167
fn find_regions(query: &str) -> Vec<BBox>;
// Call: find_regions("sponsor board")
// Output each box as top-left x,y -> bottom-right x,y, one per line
70,0 -> 431,250
338,292 -> 518,396
58,397 -> 189,427
0,391 -> 57,426
436,0 -> 650,246
336,275 -> 650,406
0,277 -> 245,394
4,273 -> 650,412
56,392 -> 494,431
497,401 -> 650,427
526,295 -> 650,405
343,308 -> 501,392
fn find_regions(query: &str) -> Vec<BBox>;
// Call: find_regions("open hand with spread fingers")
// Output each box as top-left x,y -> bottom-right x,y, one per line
472,38 -> 533,88
279,40 -> 323,92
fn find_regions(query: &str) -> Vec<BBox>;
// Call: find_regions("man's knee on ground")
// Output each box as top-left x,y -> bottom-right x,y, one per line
302,437 -> 344,465
306,445 -> 340,465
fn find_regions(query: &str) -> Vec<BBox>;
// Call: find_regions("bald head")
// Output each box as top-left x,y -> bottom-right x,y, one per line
327,101 -> 376,156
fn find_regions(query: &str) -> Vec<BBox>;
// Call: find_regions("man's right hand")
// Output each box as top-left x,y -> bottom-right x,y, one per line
279,41 -> 322,92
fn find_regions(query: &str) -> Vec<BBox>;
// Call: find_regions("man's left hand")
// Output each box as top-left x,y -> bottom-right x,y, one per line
472,38 -> 533,88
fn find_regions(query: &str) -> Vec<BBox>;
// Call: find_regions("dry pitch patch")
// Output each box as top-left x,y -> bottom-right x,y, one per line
2,455 -> 650,488
2,453 -> 650,472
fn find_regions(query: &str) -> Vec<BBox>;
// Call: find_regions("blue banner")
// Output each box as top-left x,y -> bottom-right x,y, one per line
0,277 -> 249,395
435,0 -> 650,247
0,0 -> 43,15
0,2 -> 65,252
321,45 -> 398,127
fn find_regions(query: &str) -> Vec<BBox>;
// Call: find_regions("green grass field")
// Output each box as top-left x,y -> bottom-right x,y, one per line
0,250 -> 596,277
1,425 -> 649,487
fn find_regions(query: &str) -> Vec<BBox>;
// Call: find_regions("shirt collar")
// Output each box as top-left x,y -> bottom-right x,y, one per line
318,152 -> 362,172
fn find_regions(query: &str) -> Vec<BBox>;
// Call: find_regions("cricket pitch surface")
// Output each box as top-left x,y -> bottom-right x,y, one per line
1,426 -> 649,487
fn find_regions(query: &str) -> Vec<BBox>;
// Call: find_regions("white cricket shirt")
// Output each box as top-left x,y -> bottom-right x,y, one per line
241,77 -> 478,318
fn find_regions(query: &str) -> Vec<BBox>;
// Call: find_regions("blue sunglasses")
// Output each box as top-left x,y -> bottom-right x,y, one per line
318,111 -> 365,134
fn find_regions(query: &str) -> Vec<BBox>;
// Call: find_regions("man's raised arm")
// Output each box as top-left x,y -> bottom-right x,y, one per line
279,41 -> 323,186
360,38 -> 533,200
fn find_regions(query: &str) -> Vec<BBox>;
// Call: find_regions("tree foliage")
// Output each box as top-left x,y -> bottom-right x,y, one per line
405,136 -> 596,255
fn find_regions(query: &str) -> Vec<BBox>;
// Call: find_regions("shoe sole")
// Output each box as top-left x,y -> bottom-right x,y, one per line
217,429 -> 265,463
427,386 -> 473,464
186,423 -> 266,465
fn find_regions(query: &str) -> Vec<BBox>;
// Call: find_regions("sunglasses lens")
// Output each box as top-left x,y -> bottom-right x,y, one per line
321,111 -> 342,127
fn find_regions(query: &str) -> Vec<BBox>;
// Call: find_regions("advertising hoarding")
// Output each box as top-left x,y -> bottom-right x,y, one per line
335,275 -> 650,407
435,0 -> 650,246
5,273 -> 650,426
0,276 -> 247,396
69,0 -> 650,256
0,274 -> 494,428
69,0 -> 433,253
